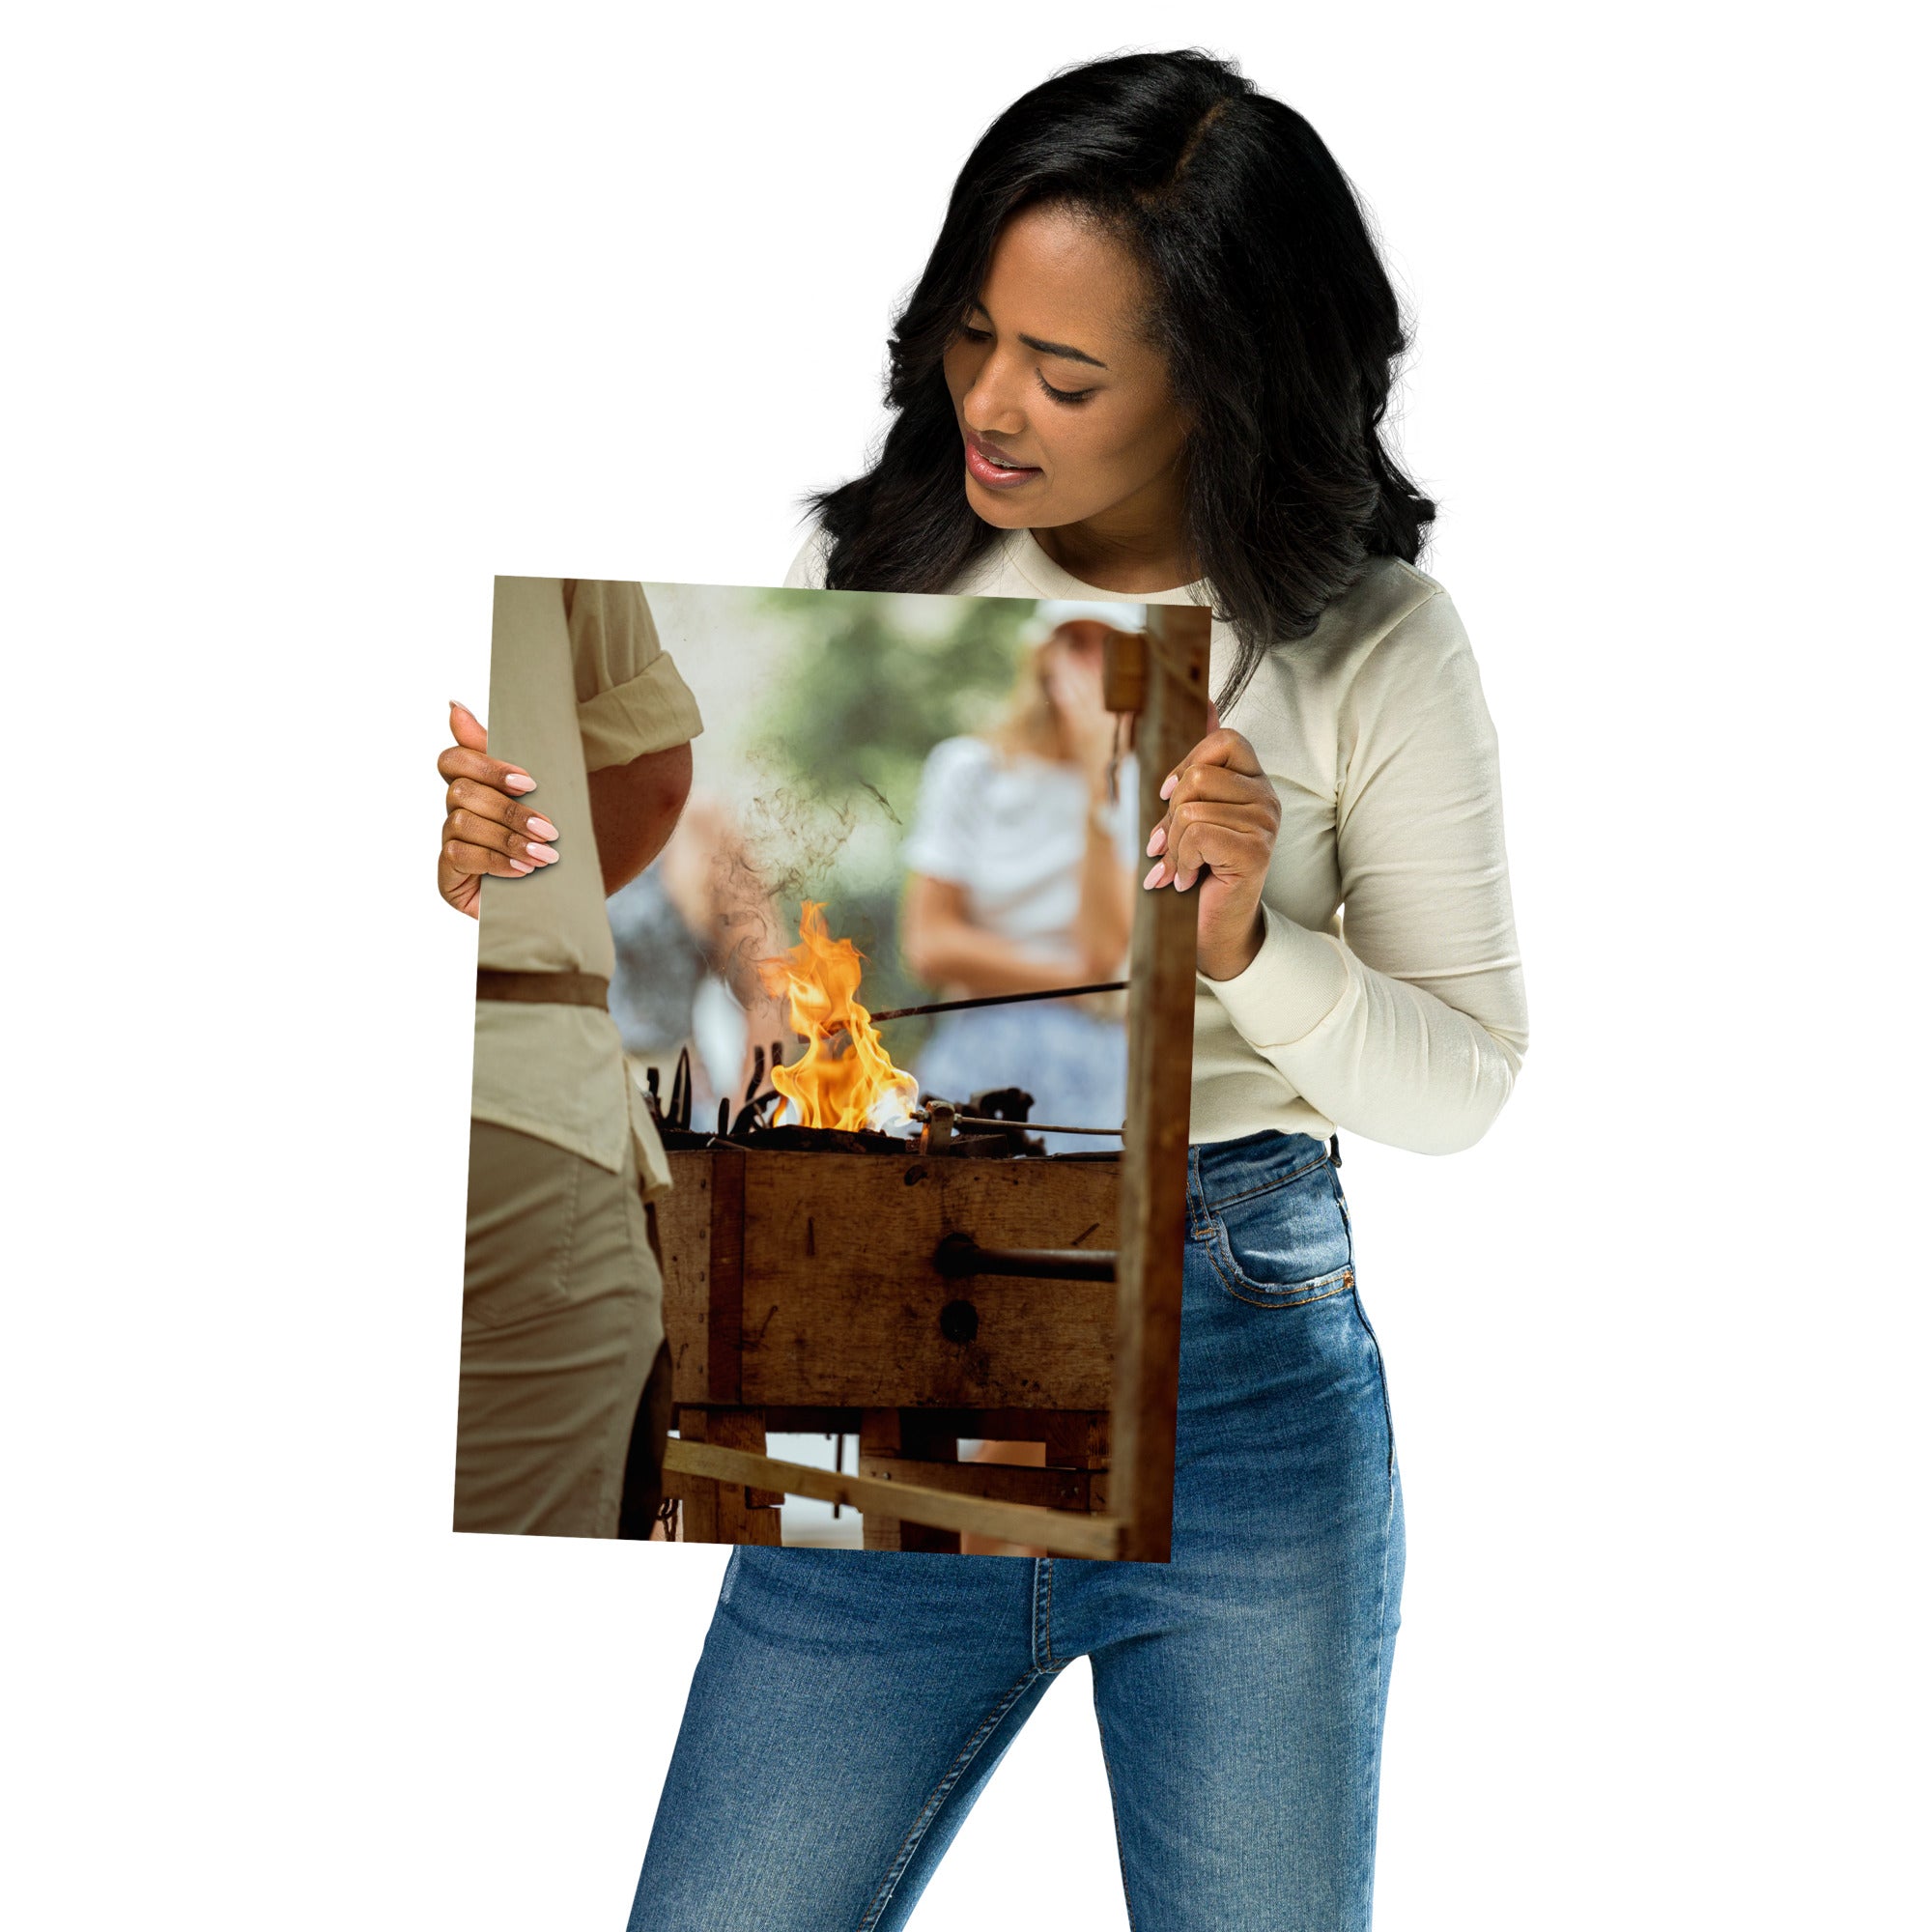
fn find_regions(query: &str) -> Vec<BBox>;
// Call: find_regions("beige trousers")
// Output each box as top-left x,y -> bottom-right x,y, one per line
454,1120 -> 668,1537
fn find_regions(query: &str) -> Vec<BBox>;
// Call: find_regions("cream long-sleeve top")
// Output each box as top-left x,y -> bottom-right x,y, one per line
785,526 -> 1529,1156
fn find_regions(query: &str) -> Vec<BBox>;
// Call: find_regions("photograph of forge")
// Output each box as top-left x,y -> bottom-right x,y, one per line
653,603 -> 1208,1560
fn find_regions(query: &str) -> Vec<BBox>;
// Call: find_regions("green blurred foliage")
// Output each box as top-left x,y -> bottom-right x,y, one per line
747,588 -> 1036,1051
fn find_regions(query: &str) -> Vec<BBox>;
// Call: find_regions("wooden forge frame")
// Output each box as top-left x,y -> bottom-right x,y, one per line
659,606 -> 1210,1560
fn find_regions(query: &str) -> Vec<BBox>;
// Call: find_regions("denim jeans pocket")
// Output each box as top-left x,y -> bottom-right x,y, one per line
1203,1155 -> 1355,1309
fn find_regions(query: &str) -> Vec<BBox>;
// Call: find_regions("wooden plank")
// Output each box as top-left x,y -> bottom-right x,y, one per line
668,1407 -> 718,1542
659,1159 -> 715,1404
707,1408 -> 781,1544
892,1406 -> 1108,1453
897,1411 -> 959,1554
714,1406 -> 1108,1450
1100,627 -> 1147,714
663,1439 -> 1122,1560
735,1154 -> 1118,1409
1111,605 -> 1210,1562
858,1454 -> 1094,1511
706,1148 -> 746,1404
859,1408 -> 902,1551
753,1406 -> 865,1433
1043,1411 -> 1111,1470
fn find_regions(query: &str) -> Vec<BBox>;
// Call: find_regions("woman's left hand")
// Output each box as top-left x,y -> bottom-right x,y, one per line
1142,706 -> 1281,980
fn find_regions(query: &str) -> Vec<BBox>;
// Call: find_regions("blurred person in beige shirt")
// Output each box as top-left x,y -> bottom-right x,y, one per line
440,578 -> 702,1537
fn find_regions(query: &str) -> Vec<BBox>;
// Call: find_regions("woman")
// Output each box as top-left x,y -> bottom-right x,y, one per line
437,49 -> 1526,1929
900,601 -> 1142,1155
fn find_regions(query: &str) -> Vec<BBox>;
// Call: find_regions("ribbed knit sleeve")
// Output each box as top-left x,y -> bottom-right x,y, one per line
1203,588 -> 1529,1154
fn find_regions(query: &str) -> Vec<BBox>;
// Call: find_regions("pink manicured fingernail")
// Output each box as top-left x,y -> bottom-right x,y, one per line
526,815 -> 559,841
526,842 -> 559,864
1159,774 -> 1178,800
1146,825 -> 1167,858
1143,862 -> 1166,889
508,860 -> 534,875
503,772 -> 537,794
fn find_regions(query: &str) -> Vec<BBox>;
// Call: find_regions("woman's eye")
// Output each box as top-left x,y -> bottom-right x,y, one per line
957,324 -> 992,344
1037,373 -> 1094,407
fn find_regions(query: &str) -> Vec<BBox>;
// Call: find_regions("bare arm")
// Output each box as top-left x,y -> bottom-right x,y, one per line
586,741 -> 694,895
900,873 -> 1090,997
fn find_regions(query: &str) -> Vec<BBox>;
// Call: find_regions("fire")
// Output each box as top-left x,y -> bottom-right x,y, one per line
757,901 -> 921,1134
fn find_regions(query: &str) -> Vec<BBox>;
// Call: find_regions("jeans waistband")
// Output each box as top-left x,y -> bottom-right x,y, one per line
1187,1130 -> 1333,1218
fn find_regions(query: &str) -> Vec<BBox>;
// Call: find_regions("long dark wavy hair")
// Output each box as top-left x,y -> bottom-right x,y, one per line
807,48 -> 1435,711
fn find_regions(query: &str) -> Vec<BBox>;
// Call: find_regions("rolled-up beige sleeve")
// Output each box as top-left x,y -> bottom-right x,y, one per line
561,580 -> 704,771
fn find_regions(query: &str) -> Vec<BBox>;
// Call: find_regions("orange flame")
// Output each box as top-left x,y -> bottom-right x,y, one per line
756,901 -> 920,1134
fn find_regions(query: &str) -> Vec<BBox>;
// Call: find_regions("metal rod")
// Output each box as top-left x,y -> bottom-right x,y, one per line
926,1113 -> 1124,1138
934,1234 -> 1119,1282
866,980 -> 1126,1024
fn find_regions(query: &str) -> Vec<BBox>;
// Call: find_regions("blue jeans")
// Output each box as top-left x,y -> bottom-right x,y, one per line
632,1131 -> 1405,1930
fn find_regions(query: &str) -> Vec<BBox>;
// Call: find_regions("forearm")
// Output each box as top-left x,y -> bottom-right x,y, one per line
586,741 -> 694,895
903,917 -> 1086,999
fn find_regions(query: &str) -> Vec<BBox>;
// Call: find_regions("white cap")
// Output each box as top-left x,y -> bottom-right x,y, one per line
1023,597 -> 1146,644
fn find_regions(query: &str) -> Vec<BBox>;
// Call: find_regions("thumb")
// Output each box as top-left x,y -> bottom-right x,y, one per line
1204,697 -> 1222,735
449,698 -> 488,753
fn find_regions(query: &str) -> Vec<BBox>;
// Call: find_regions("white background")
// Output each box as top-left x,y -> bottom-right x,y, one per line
6,4 -> 1925,1927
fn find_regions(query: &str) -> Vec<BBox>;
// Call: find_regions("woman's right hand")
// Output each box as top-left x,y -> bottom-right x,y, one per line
437,700 -> 560,919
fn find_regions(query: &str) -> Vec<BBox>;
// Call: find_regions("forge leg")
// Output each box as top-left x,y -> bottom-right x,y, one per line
672,1407 -> 781,1546
665,1406 -> 717,1543
1044,1411 -> 1110,1470
858,1410 -> 963,1552
896,1412 -> 962,1555
858,1410 -> 904,1551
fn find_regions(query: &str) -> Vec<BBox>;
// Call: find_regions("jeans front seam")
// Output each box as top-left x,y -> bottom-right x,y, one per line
854,1663 -> 1048,1932
1350,1295 -> 1396,1489
1031,1557 -> 1065,1672
1349,1287 -> 1399,1928
1358,1411 -> 1399,1932
1090,1694 -> 1140,1932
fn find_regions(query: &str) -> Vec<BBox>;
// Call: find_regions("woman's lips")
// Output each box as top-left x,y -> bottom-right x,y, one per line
963,432 -> 1042,489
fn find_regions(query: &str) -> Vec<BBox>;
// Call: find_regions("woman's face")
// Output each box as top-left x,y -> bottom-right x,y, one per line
941,204 -> 1190,541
